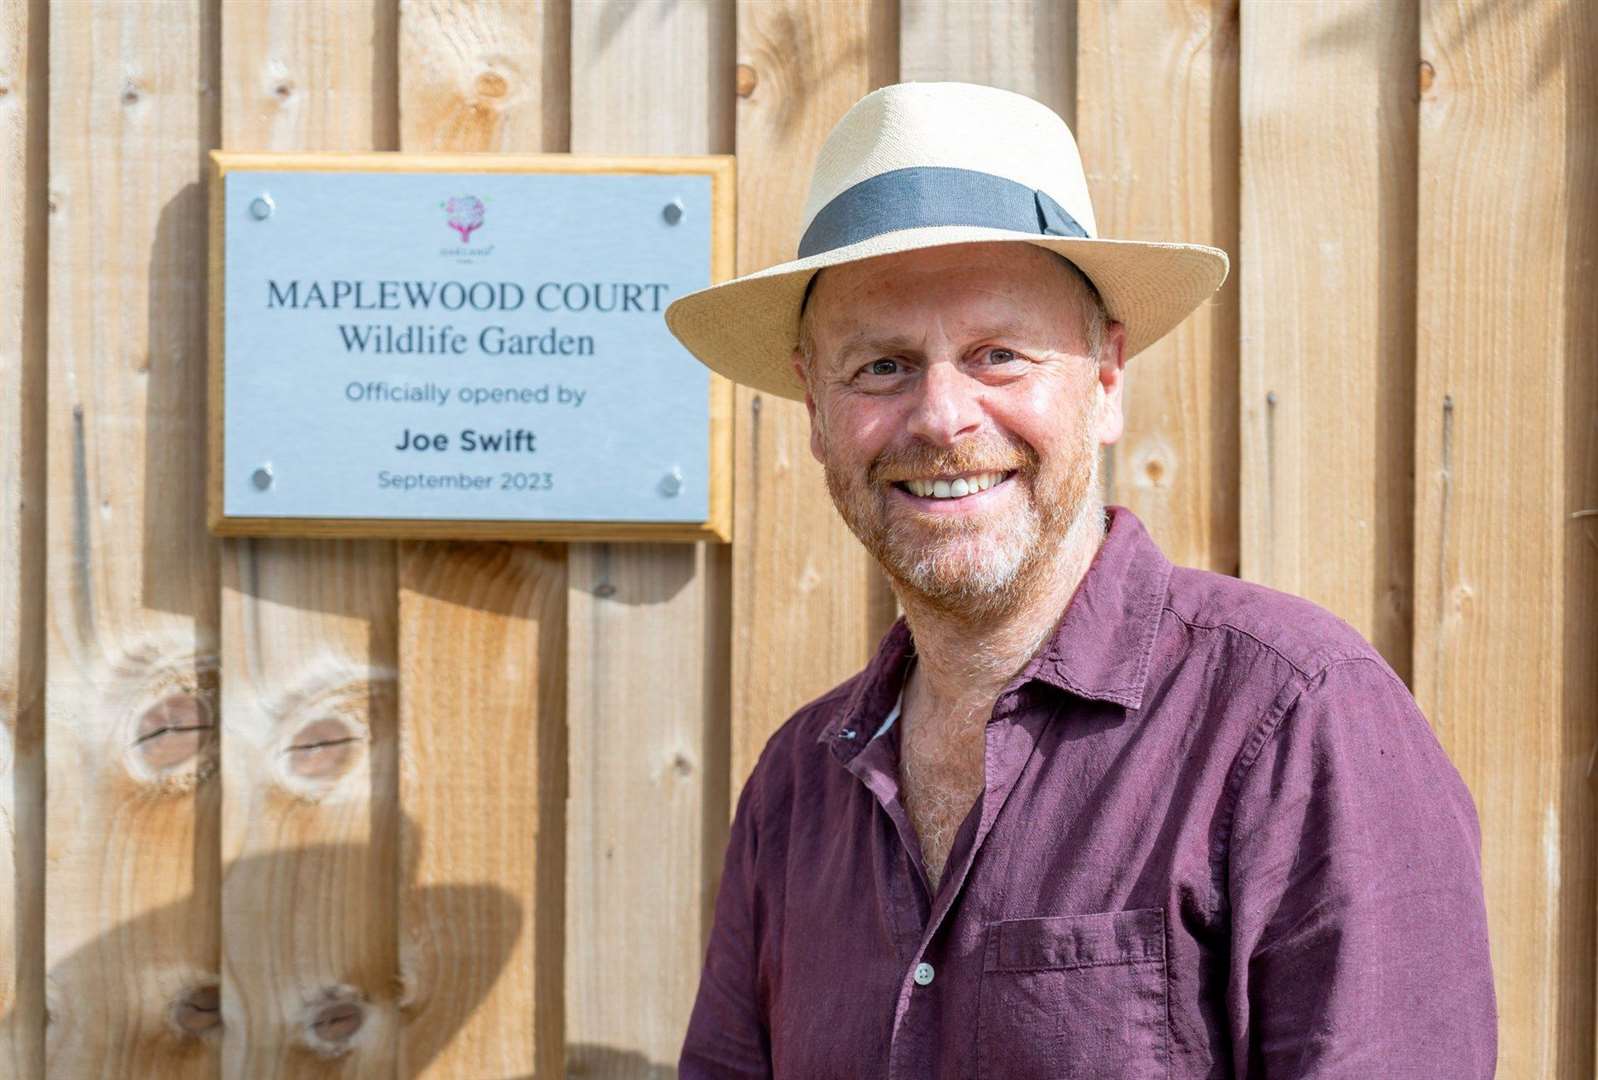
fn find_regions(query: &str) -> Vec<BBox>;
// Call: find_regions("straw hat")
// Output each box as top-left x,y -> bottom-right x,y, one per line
663,81 -> 1229,402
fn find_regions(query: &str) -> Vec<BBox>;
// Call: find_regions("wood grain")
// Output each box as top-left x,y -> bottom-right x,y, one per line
1078,0 -> 1240,575
395,541 -> 565,1077
219,2 -> 401,1074
205,150 -> 726,175
395,2 -> 568,1076
42,1 -> 222,1074
0,0 -> 45,1071
731,0 -> 899,805
1414,2 -> 1596,1076
399,0 -> 568,155
900,0 -> 1075,123
210,503 -> 730,543
1239,0 -> 1416,672
564,3 -> 735,1075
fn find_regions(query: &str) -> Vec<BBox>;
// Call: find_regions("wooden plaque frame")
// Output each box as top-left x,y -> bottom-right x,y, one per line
206,151 -> 735,543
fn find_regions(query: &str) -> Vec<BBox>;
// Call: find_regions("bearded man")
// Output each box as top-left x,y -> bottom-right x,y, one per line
665,82 -> 1496,1078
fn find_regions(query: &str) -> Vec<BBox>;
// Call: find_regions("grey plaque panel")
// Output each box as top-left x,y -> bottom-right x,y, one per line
222,169 -> 713,522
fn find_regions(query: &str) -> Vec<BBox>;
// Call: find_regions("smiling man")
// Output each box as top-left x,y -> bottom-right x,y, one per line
665,82 -> 1496,1078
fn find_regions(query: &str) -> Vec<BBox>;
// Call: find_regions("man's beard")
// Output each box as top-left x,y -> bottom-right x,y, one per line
819,400 -> 1104,620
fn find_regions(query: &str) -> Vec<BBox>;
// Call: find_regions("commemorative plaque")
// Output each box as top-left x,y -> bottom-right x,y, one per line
207,152 -> 734,541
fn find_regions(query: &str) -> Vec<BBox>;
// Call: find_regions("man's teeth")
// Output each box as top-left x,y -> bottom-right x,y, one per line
903,471 -> 1007,499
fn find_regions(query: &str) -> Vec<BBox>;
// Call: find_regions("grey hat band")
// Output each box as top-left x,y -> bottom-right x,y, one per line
795,165 -> 1090,260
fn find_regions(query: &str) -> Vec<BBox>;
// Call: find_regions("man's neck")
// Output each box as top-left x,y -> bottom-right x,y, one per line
898,504 -> 1107,726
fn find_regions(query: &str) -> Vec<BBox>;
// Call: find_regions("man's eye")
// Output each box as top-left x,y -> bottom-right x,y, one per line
865,358 -> 900,376
985,348 -> 1019,365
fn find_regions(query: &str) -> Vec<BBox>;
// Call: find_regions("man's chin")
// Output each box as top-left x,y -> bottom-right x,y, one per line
875,539 -> 1036,615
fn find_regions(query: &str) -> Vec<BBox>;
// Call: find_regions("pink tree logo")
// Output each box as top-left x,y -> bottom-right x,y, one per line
443,195 -> 485,242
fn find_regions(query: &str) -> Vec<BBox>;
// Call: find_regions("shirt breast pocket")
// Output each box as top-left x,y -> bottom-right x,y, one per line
976,908 -> 1169,1080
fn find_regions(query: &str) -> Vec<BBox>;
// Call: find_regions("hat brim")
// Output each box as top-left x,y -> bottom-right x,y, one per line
664,225 -> 1229,402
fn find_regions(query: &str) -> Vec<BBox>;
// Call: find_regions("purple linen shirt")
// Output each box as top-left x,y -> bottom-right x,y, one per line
681,504 -> 1496,1078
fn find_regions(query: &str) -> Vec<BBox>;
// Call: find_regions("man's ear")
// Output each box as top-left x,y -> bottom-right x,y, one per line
1094,320 -> 1128,446
791,349 -> 825,464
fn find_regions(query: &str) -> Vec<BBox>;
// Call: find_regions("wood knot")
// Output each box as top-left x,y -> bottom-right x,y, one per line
170,983 -> 221,1036
735,63 -> 758,98
285,717 -> 362,781
1128,438 -> 1177,491
312,1001 -> 363,1042
120,80 -> 141,105
0,80 -> 11,97
300,986 -> 367,1057
1418,60 -> 1436,96
474,70 -> 508,99
268,663 -> 392,799
272,81 -> 294,101
134,692 -> 216,772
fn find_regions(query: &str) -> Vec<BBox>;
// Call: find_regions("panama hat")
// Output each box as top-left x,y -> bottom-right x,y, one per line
664,81 -> 1229,402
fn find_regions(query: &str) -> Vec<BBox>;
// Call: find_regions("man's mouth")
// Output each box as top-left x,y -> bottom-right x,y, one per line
892,470 -> 1015,500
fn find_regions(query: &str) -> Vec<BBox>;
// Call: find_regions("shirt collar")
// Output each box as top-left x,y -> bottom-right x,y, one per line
818,619 -> 916,756
816,505 -> 1173,754
1019,504 -> 1172,710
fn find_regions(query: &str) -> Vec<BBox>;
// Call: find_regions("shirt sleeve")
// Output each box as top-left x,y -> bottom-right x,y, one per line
1225,656 -> 1497,1077
679,768 -> 773,1079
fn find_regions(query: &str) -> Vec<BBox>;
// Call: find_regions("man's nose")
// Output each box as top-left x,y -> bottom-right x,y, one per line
903,359 -> 984,446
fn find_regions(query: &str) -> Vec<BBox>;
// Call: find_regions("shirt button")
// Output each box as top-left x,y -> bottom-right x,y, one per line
913,962 -> 935,986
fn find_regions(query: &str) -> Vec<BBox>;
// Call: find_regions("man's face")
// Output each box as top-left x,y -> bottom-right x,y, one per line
794,242 -> 1126,616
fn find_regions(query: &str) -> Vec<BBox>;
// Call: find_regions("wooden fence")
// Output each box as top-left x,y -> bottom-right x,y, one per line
1,0 -> 1594,1076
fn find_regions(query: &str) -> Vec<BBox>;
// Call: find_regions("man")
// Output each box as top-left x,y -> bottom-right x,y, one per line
664,82 -> 1496,1077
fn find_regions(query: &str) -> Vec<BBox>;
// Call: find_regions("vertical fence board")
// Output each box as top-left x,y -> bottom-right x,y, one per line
731,0 -> 899,804
395,543 -> 565,1078
395,3 -> 569,1075
900,0 -> 1074,123
0,0 -> 45,1071
42,2 -> 221,1075
1239,0 -> 1416,672
1077,0 -> 1239,574
399,0 -> 568,154
1574,4 -> 1598,1067
564,4 -> 733,1074
218,3 -> 400,1075
1414,1 -> 1597,1075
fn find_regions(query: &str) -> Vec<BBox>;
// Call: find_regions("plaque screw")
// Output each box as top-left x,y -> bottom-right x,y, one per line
252,464 -> 274,490
659,468 -> 683,497
662,198 -> 684,226
249,193 -> 275,220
